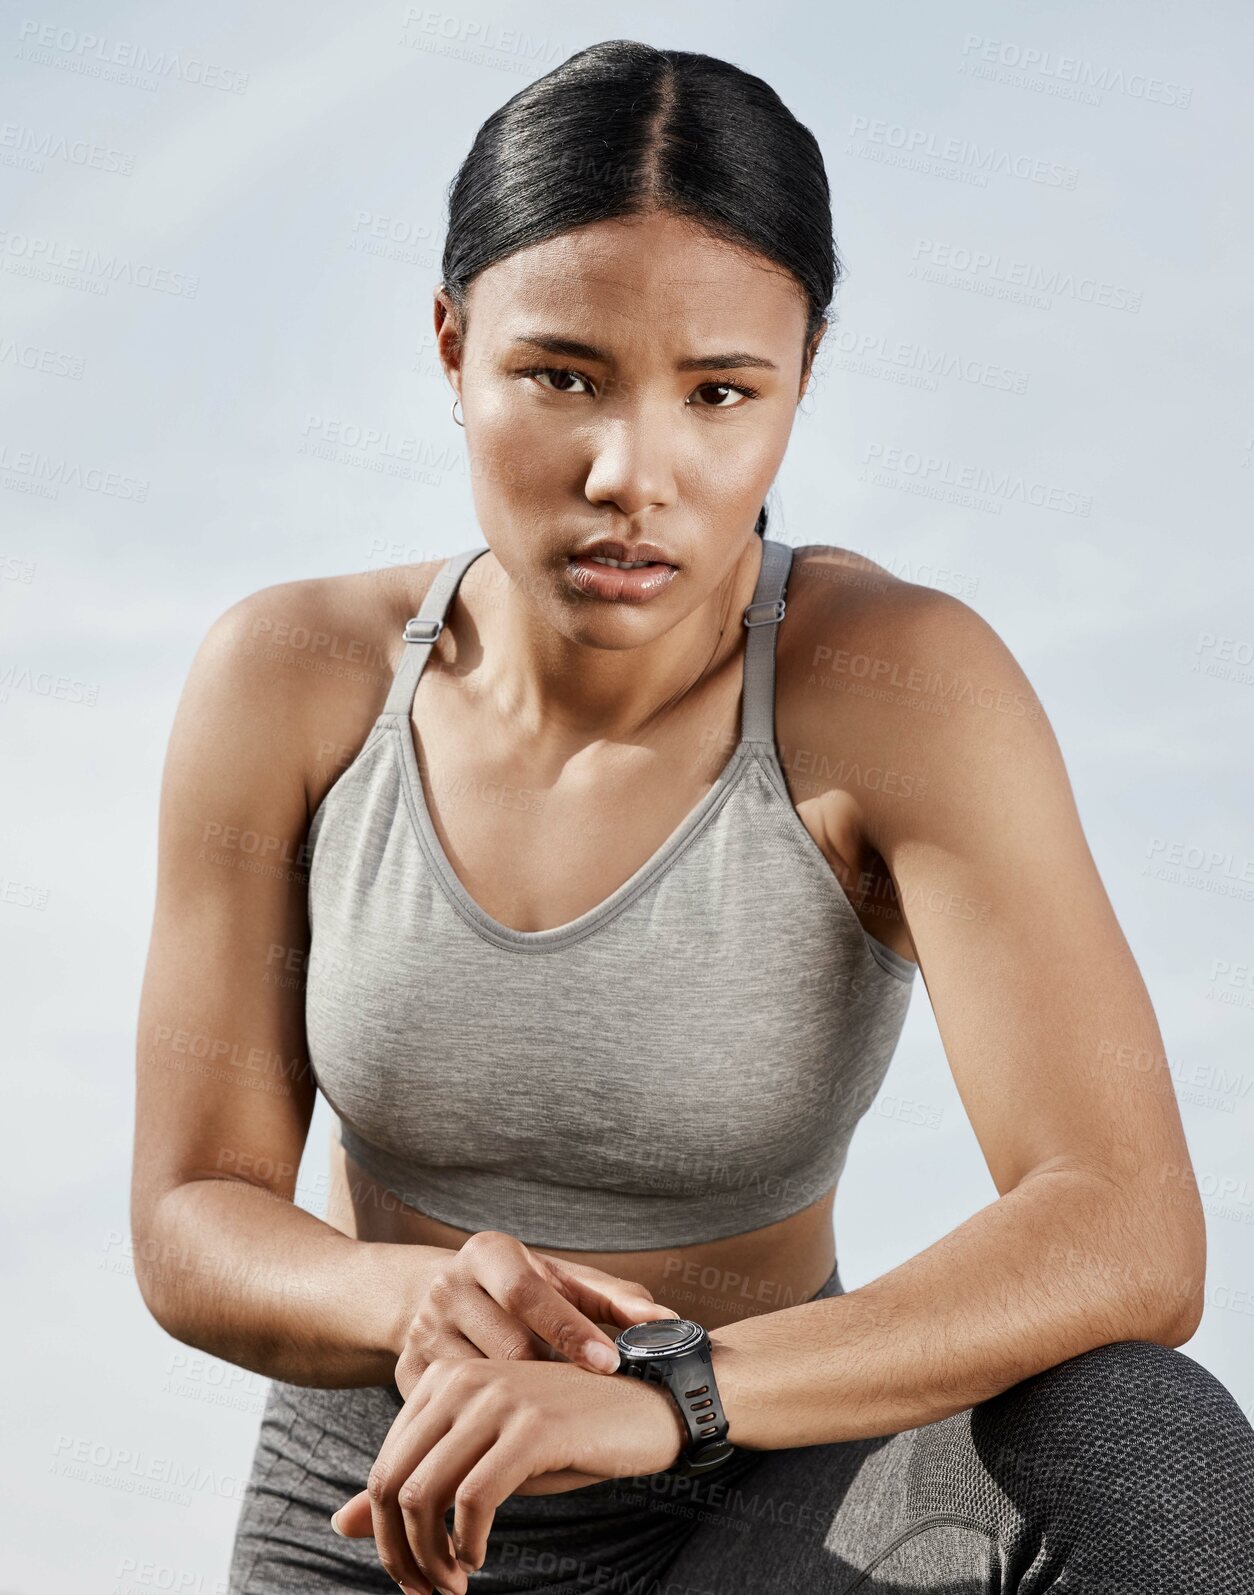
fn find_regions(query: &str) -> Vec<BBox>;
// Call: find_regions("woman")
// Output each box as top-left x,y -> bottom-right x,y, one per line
132,39 -> 1253,1595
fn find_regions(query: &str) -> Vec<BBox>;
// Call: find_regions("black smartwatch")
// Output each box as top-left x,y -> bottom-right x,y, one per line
613,1318 -> 736,1478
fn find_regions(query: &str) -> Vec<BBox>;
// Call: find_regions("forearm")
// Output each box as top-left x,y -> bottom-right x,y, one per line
137,1177 -> 451,1386
706,1165 -> 1204,1451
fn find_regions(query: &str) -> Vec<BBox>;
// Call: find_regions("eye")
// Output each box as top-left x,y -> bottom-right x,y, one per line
689,381 -> 762,409
524,366 -> 594,396
521,368 -> 762,408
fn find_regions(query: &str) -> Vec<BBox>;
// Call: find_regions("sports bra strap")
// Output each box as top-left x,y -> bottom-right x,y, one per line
383,545 -> 488,718
384,537 -> 794,744
739,536 -> 793,746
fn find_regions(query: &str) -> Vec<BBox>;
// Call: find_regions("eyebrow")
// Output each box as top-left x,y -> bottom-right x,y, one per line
510,333 -> 779,373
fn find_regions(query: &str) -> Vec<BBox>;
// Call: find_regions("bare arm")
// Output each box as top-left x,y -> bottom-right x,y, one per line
705,585 -> 1206,1449
130,583 -> 445,1387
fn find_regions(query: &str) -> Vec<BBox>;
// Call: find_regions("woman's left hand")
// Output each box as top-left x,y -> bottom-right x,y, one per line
329,1355 -> 689,1593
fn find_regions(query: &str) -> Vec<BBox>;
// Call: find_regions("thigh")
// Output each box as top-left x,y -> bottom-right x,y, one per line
659,1418 -> 1001,1594
663,1340 -> 1254,1594
228,1379 -> 404,1593
227,1380 -> 701,1595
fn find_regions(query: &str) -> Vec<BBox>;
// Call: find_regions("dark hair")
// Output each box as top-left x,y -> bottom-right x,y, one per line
440,39 -> 842,539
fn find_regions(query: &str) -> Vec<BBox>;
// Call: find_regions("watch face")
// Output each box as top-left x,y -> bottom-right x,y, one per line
617,1318 -> 700,1354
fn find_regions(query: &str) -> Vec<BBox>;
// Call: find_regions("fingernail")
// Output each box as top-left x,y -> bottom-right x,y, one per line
329,1510 -> 346,1536
458,1556 -> 477,1573
585,1341 -> 618,1371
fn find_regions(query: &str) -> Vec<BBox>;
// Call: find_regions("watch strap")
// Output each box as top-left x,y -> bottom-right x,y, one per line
619,1336 -> 736,1477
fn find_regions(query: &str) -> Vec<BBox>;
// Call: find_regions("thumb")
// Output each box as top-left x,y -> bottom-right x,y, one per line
329,1487 -> 373,1539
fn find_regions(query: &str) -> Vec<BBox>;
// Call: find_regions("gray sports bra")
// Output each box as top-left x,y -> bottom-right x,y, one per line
304,538 -> 916,1250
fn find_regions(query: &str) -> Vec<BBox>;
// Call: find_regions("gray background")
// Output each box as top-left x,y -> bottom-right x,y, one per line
2,1 -> 1251,1588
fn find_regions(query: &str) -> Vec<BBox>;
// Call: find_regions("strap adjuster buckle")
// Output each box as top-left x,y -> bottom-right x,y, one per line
403,616 -> 444,644
743,597 -> 786,628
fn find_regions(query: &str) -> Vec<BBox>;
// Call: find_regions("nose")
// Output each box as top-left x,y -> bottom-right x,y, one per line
581,407 -> 679,516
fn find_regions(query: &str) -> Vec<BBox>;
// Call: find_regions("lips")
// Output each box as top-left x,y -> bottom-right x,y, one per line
568,539 -> 677,567
564,546 -> 680,604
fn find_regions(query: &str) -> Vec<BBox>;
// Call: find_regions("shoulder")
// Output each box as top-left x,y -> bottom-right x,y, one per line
210,560 -> 443,653
777,541 -> 1052,852
781,540 -> 1041,716
782,540 -> 994,641
195,559 -> 448,818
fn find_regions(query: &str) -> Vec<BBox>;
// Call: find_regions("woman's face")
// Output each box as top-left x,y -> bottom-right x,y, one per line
434,210 -> 820,641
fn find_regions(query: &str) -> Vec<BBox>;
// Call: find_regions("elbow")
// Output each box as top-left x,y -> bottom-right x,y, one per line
132,1245 -> 182,1344
132,1254 -> 232,1366
1137,1192 -> 1207,1348
1149,1258 -> 1205,1348
1156,1299 -> 1203,1349
1141,1280 -> 1203,1348
130,1207 -> 198,1348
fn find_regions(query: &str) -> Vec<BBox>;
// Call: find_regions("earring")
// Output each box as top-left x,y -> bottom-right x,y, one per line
451,396 -> 465,427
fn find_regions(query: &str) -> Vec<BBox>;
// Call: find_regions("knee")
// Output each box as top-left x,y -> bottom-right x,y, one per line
1009,1339 -> 1236,1447
972,1339 -> 1254,1530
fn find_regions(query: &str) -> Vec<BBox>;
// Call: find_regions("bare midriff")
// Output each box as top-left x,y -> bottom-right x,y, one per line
325,1136 -> 838,1332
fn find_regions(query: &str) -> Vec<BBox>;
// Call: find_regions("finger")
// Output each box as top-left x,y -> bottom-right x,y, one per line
442,1288 -> 565,1364
477,1258 -> 626,1373
367,1393 -> 455,1591
542,1258 -> 684,1333
543,1255 -> 682,1322
451,1429 -> 543,1579
329,1486 -> 372,1537
398,1421 -> 498,1593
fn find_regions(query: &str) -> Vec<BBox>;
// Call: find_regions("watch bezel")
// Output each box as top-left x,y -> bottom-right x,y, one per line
614,1317 -> 705,1358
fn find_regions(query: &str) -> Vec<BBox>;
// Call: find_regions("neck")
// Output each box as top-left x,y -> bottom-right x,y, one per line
457,537 -> 764,746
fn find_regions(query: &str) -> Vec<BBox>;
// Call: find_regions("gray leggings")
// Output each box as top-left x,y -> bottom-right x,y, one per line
227,1261 -> 1254,1593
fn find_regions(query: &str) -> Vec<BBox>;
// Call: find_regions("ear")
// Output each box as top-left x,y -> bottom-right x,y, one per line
799,318 -> 828,401
433,287 -> 466,386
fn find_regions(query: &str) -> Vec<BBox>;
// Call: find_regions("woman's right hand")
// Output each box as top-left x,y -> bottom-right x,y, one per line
394,1229 -> 679,1397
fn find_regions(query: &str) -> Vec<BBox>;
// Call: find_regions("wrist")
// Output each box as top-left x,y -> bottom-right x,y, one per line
651,1381 -> 691,1467
706,1332 -> 752,1448
375,1241 -> 456,1360
614,1316 -> 737,1477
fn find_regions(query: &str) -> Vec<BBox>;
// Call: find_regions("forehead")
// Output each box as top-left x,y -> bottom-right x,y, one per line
466,212 -> 807,351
